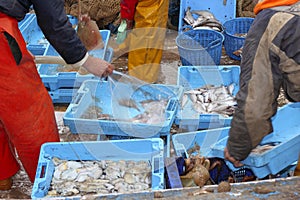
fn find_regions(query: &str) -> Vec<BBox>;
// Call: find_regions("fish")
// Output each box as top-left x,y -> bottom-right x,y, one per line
192,18 -> 224,32
184,7 -> 195,25
191,10 -> 216,20
182,85 -> 237,117
118,98 -> 141,111
183,9 -> 223,32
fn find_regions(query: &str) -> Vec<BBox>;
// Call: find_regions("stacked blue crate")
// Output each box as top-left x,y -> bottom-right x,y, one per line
20,14 -> 113,103
175,65 -> 240,131
49,47 -> 114,104
37,30 -> 110,91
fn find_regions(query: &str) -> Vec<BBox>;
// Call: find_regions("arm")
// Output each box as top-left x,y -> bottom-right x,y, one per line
31,0 -> 114,77
225,10 -> 281,165
32,0 -> 86,64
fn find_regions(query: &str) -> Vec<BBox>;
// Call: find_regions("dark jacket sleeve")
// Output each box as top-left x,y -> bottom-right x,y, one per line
31,0 -> 87,64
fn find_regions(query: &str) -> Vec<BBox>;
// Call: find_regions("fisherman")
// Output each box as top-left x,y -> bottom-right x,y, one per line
116,0 -> 169,83
224,0 -> 300,176
0,1 -> 114,190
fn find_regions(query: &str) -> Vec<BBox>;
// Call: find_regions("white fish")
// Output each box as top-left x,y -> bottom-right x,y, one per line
184,7 -> 195,25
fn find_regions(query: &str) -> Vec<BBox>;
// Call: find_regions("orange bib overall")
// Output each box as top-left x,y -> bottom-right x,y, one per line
0,13 -> 59,182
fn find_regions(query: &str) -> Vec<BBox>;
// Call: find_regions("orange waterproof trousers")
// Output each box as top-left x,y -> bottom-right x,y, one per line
0,13 -> 59,183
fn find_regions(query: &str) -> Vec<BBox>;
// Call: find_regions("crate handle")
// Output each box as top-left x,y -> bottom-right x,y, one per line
72,92 -> 84,105
206,39 -> 222,49
166,98 -> 177,112
35,162 -> 47,179
57,72 -> 77,76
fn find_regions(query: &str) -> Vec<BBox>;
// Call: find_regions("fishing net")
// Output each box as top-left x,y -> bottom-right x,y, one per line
64,0 -> 121,28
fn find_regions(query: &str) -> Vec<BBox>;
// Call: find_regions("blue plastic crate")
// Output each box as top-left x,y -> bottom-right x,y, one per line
18,13 -> 35,33
31,138 -> 165,199
178,0 -> 236,32
223,17 -> 254,60
48,88 -> 78,104
47,47 -> 113,104
176,29 -> 224,66
210,102 -> 300,178
172,127 -> 230,158
37,30 -> 110,90
99,134 -> 171,158
63,80 -> 183,137
175,65 -> 240,131
21,14 -> 78,56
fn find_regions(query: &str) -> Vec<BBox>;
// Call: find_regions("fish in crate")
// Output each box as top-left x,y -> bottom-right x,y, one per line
183,7 -> 223,32
181,84 -> 237,117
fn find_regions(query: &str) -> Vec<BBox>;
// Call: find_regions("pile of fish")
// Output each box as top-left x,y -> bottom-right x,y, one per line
181,84 -> 237,117
47,158 -> 152,197
183,7 -> 223,32
81,99 -> 169,124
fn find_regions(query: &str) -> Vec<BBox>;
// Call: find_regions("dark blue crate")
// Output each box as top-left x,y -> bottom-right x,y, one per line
176,29 -> 224,66
223,17 -> 254,60
175,65 -> 240,131
63,80 -> 183,137
178,0 -> 236,32
31,139 -> 165,199
210,102 -> 300,178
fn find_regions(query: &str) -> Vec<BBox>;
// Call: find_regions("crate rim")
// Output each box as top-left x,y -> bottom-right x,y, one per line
176,29 -> 225,51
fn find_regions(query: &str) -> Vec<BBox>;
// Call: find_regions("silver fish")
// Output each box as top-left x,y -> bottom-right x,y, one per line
183,85 -> 237,117
193,18 -> 223,31
191,10 -> 216,20
184,7 -> 195,25
118,98 -> 141,111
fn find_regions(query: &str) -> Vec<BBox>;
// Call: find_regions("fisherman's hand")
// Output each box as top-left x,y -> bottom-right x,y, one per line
224,147 -> 244,168
82,55 -> 114,77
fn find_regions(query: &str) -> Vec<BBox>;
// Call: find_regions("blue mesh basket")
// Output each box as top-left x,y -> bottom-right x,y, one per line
223,17 -> 254,60
176,29 -> 224,66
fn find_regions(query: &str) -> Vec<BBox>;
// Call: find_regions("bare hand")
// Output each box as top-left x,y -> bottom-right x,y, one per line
224,147 -> 244,168
82,56 -> 114,77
